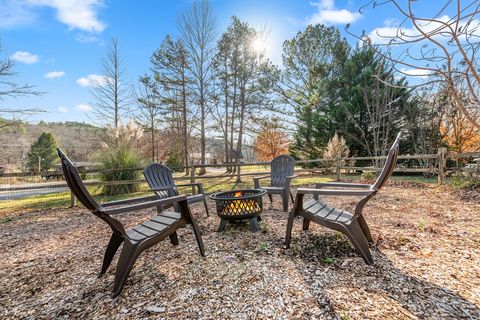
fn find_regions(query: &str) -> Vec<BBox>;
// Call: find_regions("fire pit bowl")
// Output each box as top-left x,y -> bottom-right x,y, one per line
210,189 -> 267,232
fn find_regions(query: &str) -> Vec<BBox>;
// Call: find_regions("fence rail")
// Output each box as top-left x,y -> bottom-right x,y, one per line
1,149 -> 478,208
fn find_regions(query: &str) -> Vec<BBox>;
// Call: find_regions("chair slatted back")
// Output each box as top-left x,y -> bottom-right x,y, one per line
270,155 -> 296,187
57,148 -> 100,212
372,133 -> 401,191
144,163 -> 178,198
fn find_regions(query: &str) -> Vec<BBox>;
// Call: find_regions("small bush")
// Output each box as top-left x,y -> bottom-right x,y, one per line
165,152 -> 183,172
449,173 -> 480,190
361,171 -> 376,181
99,146 -> 142,195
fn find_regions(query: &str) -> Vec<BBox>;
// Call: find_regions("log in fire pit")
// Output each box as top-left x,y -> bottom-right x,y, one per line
210,189 -> 267,232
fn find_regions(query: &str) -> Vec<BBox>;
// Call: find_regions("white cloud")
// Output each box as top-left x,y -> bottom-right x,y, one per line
75,104 -> 92,112
366,15 -> 480,45
75,33 -> 100,43
10,51 -> 39,64
44,71 -> 65,78
76,74 -> 108,87
0,0 -> 37,28
399,68 -> 431,78
306,0 -> 361,25
58,106 -> 68,113
27,0 -> 106,32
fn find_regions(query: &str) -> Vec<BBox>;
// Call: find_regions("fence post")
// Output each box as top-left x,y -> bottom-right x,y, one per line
69,191 -> 76,208
190,160 -> 195,194
335,156 -> 341,181
437,147 -> 447,184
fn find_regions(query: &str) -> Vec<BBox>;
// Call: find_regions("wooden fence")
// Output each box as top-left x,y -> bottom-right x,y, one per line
1,148 -> 478,207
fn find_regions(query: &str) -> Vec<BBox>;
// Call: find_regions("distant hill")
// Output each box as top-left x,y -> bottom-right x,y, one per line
0,119 -> 106,171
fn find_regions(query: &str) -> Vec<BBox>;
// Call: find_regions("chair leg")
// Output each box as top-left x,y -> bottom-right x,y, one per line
203,199 -> 210,217
112,242 -> 141,298
268,193 -> 273,203
100,233 -> 123,275
302,218 -> 310,231
169,231 -> 179,246
282,193 -> 289,212
357,215 -> 373,243
345,221 -> 373,265
290,192 -> 295,203
190,220 -> 205,256
284,210 -> 295,248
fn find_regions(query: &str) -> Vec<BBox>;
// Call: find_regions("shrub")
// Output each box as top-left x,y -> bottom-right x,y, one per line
323,133 -> 350,173
449,173 -> 480,190
361,171 -> 377,181
165,152 -> 183,172
99,146 -> 142,195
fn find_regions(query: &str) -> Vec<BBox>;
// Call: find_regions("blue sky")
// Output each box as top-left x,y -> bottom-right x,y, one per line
0,0 -> 435,124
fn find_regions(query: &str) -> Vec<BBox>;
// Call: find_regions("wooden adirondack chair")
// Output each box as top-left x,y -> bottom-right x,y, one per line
57,149 -> 205,298
284,133 -> 401,264
253,155 -> 297,212
143,163 -> 209,216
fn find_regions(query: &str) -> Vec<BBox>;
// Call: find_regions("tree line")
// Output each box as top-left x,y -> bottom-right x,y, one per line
1,0 -> 479,175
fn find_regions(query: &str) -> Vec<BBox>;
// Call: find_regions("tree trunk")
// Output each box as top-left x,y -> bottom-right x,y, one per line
235,87 -> 246,183
151,118 -> 155,162
199,84 -> 206,175
182,69 -> 189,175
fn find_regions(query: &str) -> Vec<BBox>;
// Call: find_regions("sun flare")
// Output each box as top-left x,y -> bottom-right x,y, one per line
252,37 -> 266,53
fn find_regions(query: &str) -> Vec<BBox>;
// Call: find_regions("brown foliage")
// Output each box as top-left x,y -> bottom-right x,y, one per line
254,126 -> 290,161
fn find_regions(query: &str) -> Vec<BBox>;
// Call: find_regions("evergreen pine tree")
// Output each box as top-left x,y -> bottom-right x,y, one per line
26,132 -> 57,171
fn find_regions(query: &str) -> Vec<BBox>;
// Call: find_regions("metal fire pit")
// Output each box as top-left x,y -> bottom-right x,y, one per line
210,189 -> 267,232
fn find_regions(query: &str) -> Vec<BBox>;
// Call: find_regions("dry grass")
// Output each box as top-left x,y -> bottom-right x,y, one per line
0,182 -> 479,319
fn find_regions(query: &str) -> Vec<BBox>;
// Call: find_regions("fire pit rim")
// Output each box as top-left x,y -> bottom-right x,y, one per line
209,188 -> 267,201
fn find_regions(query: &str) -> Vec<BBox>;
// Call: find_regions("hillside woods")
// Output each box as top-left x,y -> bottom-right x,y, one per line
0,120 -> 105,171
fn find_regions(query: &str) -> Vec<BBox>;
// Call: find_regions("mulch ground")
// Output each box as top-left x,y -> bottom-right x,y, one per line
0,182 -> 479,319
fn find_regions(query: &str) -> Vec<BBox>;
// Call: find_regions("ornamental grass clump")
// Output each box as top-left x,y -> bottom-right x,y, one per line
99,121 -> 144,195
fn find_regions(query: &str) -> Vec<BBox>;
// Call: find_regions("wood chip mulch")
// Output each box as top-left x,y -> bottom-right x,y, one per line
0,183 -> 479,319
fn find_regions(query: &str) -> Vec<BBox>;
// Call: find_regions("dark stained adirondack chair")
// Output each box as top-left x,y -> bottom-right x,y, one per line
57,149 -> 205,298
253,155 -> 297,212
143,163 -> 209,216
284,133 -> 401,264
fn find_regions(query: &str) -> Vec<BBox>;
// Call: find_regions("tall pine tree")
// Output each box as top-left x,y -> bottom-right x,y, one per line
27,132 -> 57,171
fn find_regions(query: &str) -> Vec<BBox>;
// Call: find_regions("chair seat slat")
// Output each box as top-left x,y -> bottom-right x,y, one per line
159,212 -> 181,219
151,215 -> 178,226
142,220 -> 169,232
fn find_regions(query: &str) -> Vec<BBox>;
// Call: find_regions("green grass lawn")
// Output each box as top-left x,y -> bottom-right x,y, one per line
0,172 -> 439,215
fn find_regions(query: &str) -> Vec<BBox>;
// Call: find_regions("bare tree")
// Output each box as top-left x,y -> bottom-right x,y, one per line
0,39 -> 43,129
178,0 -> 217,175
352,0 -> 480,128
136,76 -> 164,161
90,37 -> 131,129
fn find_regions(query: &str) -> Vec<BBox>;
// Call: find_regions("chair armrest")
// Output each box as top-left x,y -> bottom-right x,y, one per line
101,195 -> 188,215
101,195 -> 159,207
284,175 -> 297,188
253,175 -> 270,189
315,182 -> 372,189
297,188 -> 375,197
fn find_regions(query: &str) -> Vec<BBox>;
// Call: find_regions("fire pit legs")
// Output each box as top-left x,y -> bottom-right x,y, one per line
217,219 -> 228,232
217,217 -> 261,232
248,217 -> 260,232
